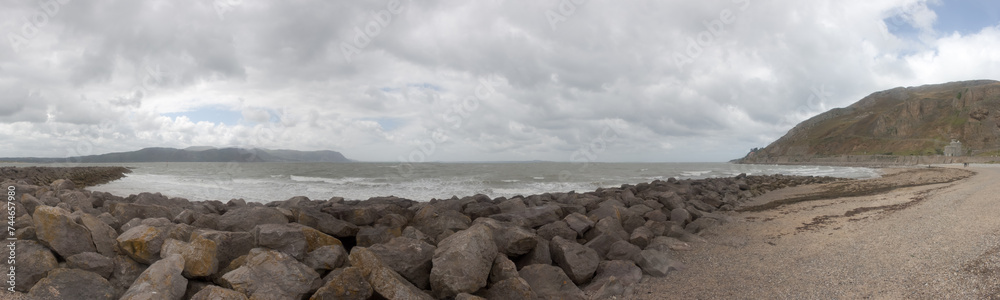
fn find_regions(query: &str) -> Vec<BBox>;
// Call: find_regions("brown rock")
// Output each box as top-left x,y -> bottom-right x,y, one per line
430,223 -> 498,298
116,224 -> 171,264
121,254 -> 188,300
220,248 -> 320,299
310,267 -> 372,300
33,206 -> 96,258
28,268 -> 115,300
190,285 -> 249,300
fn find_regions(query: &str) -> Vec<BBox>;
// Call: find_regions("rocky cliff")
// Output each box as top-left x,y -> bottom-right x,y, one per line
741,80 -> 1000,163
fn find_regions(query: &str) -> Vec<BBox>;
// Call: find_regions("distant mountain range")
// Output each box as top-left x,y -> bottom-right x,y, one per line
739,80 -> 1000,163
1,147 -> 351,163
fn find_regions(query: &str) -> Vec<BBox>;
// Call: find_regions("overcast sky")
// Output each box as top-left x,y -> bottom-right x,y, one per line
2,0 -> 1000,162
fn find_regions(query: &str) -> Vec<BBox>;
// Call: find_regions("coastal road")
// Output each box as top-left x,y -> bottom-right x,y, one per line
632,165 -> 1000,299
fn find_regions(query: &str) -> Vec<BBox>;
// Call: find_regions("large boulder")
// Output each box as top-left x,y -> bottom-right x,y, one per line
563,212 -> 594,238
66,252 -> 114,279
411,207 -> 471,243
537,220 -> 577,241
116,224 -> 171,264
293,224 -> 344,252
369,237 -> 436,289
296,209 -> 359,238
120,254 -> 188,300
584,233 -> 623,259
518,264 -> 585,300
79,213 -> 119,257
220,248 -> 321,299
109,255 -> 147,298
28,268 -> 115,300
608,238 -> 642,261
252,223 -> 308,260
190,285 -> 249,300
515,205 -> 562,228
489,255 -> 518,284
473,218 -> 538,256
635,249 -> 683,277
584,260 -> 643,296
160,235 -> 220,277
192,230 -> 254,269
310,267 -> 372,300
32,206 -> 96,258
430,223 -> 498,298
514,236 -> 551,269
356,225 -> 401,247
4,240 -> 57,292
584,217 -> 629,241
348,247 -> 434,300
549,236 -> 600,285
108,203 -> 175,227
303,245 -> 347,271
217,207 -> 288,232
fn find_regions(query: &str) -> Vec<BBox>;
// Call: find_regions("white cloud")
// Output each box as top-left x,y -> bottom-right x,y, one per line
1,0 -> 999,161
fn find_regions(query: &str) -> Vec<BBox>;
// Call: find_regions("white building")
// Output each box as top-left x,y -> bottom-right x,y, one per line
944,139 -> 963,157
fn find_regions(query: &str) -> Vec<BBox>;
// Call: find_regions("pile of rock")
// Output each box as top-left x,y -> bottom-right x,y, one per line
4,167 -> 838,299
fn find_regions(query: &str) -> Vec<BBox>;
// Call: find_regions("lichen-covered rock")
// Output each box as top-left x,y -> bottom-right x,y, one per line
549,236 -> 600,285
66,252 -> 114,279
121,253 -> 188,300
430,223 -> 498,298
190,285 -> 249,300
294,224 -> 344,252
192,229 -> 254,269
116,224 -> 170,264
220,248 -> 320,299
160,235 -> 219,277
310,267 -> 372,300
369,237 -> 435,289
28,268 -> 115,300
33,206 -> 96,258
80,213 -> 119,257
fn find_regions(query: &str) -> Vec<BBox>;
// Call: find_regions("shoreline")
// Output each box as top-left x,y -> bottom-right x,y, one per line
632,165 -> 995,298
2,165 -> 982,299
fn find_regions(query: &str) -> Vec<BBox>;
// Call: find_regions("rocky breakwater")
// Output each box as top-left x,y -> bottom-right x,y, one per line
2,166 -> 839,299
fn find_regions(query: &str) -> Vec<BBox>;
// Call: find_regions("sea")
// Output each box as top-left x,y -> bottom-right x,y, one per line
21,162 -> 885,203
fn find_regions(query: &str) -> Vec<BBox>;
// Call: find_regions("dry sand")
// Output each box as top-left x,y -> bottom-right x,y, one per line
632,165 -> 1000,299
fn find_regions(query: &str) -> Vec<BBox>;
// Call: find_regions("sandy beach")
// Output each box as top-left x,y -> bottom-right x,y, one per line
632,165 -> 1000,299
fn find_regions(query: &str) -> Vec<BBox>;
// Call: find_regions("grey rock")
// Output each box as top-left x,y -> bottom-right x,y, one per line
252,223 -> 308,260
605,240 -> 642,263
108,203 -> 174,227
489,254 -> 518,284
120,254 -> 188,300
518,264 -> 585,300
635,249 -> 683,277
79,213 -> 119,257
630,226 -> 654,248
584,233 -> 623,259
537,220 -> 577,241
516,205 -> 562,228
220,248 -> 321,299
369,237 -> 436,289
584,217 -> 629,242
563,212 -> 594,238
348,247 -> 434,300
28,268 -> 115,300
217,206 -> 288,232
549,236 -> 600,285
109,255 -> 147,298
479,277 -> 536,300
303,244 -> 347,271
584,260 -> 643,295
66,252 -> 114,279
33,206 -> 96,258
514,237 -> 551,269
192,229 -> 254,269
430,223 -> 498,298
3,240 -> 57,292
356,225 -> 401,247
297,209 -> 359,238
473,218 -> 538,256
310,267 -> 372,300
685,216 -> 721,234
